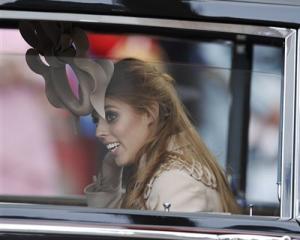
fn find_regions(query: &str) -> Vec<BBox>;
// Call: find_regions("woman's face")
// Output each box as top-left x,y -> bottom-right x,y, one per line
95,98 -> 154,166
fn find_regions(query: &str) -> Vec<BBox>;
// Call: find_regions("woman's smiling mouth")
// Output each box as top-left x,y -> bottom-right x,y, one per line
106,142 -> 120,153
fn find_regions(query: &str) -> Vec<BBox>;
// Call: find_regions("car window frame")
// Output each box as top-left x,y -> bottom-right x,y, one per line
294,29 -> 300,219
0,9 -> 297,220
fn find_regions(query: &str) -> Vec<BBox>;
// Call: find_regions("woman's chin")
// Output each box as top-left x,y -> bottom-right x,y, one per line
114,156 -> 133,167
114,156 -> 126,167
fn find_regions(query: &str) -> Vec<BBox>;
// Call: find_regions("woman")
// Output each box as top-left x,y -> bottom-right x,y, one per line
85,58 -> 239,213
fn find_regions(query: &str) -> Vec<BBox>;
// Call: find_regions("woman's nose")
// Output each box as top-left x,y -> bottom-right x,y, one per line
95,117 -> 110,140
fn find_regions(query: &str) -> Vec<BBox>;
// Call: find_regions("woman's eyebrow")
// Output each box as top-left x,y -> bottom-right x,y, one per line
104,104 -> 117,109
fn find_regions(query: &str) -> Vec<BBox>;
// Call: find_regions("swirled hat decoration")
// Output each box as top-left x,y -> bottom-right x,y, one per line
19,21 -> 113,118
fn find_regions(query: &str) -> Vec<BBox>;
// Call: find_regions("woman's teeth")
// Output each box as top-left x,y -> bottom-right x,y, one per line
106,142 -> 120,152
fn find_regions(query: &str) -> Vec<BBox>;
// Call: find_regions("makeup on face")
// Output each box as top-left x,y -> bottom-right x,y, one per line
95,98 -> 153,166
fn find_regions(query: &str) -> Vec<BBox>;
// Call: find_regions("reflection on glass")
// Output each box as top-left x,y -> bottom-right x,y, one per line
0,26 -> 282,216
246,45 -> 282,212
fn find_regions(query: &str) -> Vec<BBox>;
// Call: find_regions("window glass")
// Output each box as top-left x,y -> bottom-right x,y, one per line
0,23 -> 283,215
246,45 -> 282,214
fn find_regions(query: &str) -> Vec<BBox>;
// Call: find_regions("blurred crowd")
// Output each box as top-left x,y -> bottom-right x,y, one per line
0,28 -> 281,208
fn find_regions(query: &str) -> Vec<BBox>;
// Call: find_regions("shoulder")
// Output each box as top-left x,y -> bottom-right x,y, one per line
155,155 -> 217,188
144,157 -> 222,212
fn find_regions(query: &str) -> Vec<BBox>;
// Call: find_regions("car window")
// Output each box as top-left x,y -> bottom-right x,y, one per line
0,19 -> 294,217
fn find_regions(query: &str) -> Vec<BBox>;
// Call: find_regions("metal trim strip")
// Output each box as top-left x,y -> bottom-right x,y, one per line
0,222 -> 291,240
294,30 -> 300,218
0,10 -> 294,38
280,30 -> 297,219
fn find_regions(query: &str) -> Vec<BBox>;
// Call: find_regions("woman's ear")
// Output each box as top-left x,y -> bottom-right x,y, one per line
144,102 -> 159,126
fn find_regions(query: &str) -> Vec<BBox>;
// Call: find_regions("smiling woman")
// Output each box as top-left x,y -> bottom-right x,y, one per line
95,98 -> 154,166
85,58 -> 239,213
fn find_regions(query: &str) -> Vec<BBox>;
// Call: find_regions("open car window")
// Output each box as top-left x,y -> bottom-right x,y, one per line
0,18 -> 295,218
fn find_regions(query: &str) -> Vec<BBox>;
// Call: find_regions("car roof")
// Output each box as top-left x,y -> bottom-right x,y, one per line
1,0 -> 300,27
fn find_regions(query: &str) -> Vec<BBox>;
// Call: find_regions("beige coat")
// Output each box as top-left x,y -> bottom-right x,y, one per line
84,134 -> 223,212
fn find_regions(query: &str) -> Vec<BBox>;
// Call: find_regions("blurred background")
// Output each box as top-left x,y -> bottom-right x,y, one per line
0,28 -> 282,214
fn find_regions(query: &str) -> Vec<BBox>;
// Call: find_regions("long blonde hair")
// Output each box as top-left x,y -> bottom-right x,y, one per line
106,58 -> 239,213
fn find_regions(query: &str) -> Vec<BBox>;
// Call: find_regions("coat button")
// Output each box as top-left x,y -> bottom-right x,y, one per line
163,202 -> 171,212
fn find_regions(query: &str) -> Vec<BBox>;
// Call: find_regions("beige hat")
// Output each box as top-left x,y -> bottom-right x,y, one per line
19,21 -> 113,119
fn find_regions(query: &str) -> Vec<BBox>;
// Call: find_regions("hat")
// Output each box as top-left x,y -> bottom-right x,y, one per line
19,21 -> 113,119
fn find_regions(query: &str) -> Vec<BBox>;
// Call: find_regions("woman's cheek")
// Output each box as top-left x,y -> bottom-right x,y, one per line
111,122 -> 130,144
116,117 -> 135,138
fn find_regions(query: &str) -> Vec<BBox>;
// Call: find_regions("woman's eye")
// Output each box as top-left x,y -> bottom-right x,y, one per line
92,116 -> 99,125
106,111 -> 118,123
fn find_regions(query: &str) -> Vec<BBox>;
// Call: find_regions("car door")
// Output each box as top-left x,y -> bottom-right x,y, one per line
0,1 -> 300,239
